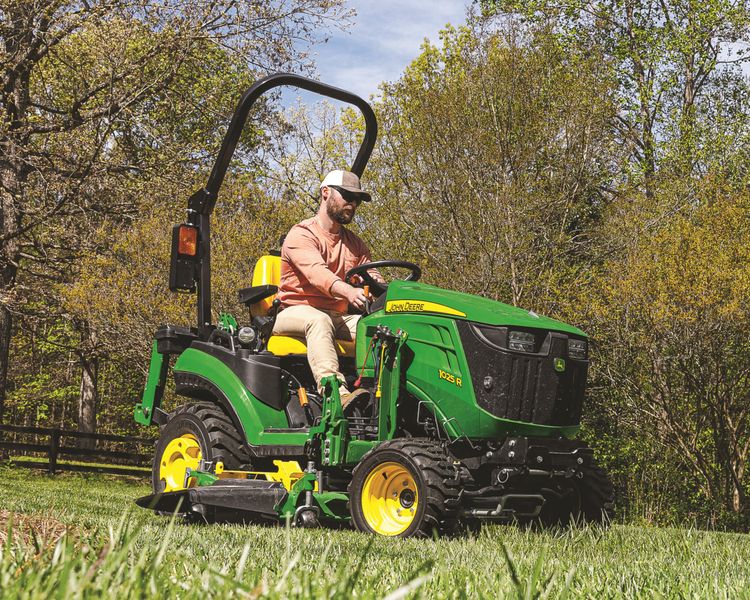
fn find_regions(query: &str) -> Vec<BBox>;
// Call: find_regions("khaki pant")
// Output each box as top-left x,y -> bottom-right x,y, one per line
272,304 -> 359,390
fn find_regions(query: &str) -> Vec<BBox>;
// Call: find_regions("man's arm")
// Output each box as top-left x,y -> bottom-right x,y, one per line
329,280 -> 368,310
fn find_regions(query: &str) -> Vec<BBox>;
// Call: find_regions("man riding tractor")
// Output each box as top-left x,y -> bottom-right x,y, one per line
274,169 -> 380,409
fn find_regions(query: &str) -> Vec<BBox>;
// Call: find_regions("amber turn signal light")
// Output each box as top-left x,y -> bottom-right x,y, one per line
177,225 -> 198,256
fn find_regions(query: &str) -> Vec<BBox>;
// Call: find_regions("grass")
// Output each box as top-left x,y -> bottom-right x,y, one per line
2,467 -> 750,598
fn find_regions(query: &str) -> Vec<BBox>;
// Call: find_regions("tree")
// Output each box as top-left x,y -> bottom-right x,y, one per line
364,17 -> 619,312
0,0 -> 349,423
580,183 -> 750,523
264,100 -> 366,212
61,178 -> 304,386
483,0 -> 750,525
485,0 -> 750,192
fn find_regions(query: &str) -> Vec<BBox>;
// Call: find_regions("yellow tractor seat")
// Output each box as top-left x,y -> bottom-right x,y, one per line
248,254 -> 357,358
249,254 -> 282,317
267,335 -> 356,357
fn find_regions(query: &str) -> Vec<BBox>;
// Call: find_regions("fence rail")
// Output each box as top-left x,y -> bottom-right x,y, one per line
0,424 -> 156,477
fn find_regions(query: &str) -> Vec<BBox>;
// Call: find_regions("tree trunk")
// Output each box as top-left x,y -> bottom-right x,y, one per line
78,355 -> 98,450
0,305 -> 11,424
0,172 -> 22,426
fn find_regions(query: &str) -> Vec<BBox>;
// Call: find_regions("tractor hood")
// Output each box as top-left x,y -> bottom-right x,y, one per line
384,280 -> 586,337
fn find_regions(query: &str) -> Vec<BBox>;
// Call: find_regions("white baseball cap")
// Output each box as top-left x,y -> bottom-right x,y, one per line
320,170 -> 371,202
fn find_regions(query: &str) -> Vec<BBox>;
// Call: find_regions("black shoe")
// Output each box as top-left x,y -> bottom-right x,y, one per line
341,388 -> 370,413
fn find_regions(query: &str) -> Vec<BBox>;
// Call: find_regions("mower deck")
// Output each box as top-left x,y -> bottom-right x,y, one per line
136,479 -> 287,522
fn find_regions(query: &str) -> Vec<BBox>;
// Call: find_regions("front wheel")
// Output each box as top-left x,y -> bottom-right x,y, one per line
577,464 -> 615,525
348,440 -> 459,538
537,463 -> 614,528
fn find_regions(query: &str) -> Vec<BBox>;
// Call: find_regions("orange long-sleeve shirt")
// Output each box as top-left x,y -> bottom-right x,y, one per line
277,217 -> 372,313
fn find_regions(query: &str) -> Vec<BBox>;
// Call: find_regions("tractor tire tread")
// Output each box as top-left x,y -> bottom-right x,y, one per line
166,402 -> 250,470
349,438 -> 460,538
578,463 -> 615,525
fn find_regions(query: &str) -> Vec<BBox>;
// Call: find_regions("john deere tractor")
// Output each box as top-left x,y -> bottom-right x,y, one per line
134,73 -> 614,537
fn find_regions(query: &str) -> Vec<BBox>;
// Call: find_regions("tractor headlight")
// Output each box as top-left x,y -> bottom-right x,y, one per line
508,331 -> 535,353
568,339 -> 587,359
237,327 -> 257,346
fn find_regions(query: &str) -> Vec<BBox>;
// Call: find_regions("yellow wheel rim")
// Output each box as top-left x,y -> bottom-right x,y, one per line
159,434 -> 202,492
361,461 -> 419,536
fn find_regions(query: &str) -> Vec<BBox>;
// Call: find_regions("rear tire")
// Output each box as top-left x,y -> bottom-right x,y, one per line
152,402 -> 250,495
348,439 -> 459,538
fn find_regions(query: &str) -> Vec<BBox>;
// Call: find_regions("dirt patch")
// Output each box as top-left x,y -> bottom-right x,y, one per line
0,510 -> 73,546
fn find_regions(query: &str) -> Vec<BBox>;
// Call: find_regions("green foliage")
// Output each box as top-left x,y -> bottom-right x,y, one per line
486,0 -> 750,183
365,18 -> 619,312
60,176 -> 305,379
576,183 -> 750,525
5,319 -> 79,428
476,0 -> 750,526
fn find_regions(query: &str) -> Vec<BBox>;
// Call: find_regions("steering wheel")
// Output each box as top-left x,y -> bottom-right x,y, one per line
345,260 -> 421,298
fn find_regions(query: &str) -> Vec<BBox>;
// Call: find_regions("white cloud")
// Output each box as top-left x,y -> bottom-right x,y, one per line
311,0 -> 468,99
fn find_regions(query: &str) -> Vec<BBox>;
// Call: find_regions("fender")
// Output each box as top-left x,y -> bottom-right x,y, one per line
404,380 -> 461,440
172,372 -> 307,459
173,348 -> 289,444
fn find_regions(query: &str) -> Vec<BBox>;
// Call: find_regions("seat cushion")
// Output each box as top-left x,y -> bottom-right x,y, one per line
267,335 -> 356,357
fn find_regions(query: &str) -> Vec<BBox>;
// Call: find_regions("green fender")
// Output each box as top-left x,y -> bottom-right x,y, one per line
404,380 -> 461,440
173,348 -> 288,444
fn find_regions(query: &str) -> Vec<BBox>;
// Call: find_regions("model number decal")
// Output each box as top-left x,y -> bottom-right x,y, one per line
438,369 -> 462,387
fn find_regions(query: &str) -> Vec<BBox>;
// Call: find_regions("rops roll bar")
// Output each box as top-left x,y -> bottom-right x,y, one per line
168,73 -> 378,331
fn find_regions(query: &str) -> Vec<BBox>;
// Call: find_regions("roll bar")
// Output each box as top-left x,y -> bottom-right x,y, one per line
171,73 -> 378,330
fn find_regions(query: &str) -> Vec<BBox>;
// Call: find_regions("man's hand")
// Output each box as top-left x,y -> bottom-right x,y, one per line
331,280 -> 368,310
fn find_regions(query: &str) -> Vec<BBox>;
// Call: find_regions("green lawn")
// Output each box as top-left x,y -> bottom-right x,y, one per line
1,467 -> 749,599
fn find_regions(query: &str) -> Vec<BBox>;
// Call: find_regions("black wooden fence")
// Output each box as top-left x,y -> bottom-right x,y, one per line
0,424 -> 156,477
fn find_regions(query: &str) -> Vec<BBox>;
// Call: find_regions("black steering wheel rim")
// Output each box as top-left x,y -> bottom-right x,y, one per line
345,260 -> 421,297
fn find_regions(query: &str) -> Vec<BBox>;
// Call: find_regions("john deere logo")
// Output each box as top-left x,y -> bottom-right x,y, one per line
554,358 -> 566,373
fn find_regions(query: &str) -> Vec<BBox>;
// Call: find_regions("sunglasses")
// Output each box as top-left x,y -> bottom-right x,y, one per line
330,186 -> 363,206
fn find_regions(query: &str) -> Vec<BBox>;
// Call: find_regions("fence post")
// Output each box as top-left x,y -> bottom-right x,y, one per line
49,430 -> 60,475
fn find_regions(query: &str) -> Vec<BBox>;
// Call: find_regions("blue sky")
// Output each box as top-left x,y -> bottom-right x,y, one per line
309,0 -> 469,99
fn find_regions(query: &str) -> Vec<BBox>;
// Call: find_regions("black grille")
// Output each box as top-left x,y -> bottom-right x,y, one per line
457,321 -> 587,426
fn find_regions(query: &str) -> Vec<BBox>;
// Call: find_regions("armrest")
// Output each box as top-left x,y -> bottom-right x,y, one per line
238,285 -> 278,308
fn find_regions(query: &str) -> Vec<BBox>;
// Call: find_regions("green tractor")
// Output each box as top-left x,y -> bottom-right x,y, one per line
134,73 -> 614,537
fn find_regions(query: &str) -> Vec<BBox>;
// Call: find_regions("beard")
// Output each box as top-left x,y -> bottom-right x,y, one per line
327,202 -> 354,224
